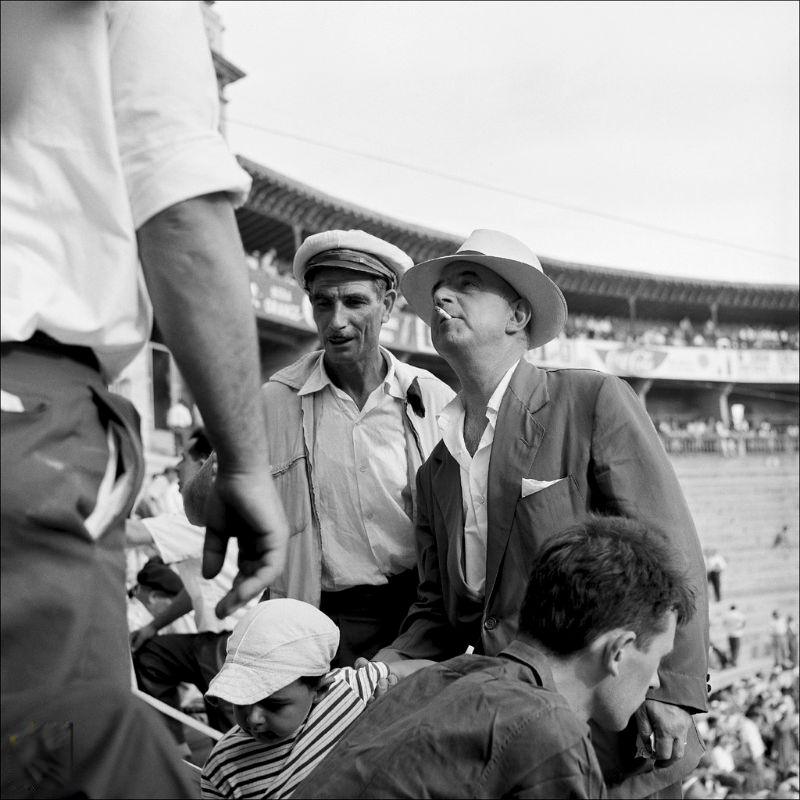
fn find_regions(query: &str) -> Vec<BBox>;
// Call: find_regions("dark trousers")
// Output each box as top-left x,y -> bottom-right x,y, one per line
728,635 -> 742,666
1,338 -> 193,798
320,569 -> 418,667
133,630 -> 234,743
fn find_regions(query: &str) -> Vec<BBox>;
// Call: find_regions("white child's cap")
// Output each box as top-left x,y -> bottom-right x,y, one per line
206,599 -> 339,706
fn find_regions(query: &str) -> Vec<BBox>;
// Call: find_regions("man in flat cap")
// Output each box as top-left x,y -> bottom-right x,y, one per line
373,230 -> 709,798
185,230 -> 454,666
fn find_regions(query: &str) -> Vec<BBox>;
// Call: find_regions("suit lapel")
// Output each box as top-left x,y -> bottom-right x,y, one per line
485,359 -> 549,602
431,445 -> 464,551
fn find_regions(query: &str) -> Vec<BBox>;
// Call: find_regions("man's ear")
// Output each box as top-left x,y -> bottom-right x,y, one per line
382,288 -> 397,323
505,297 -> 532,336
599,629 -> 637,677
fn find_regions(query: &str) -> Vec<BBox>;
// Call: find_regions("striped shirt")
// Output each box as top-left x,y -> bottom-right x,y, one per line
201,662 -> 389,799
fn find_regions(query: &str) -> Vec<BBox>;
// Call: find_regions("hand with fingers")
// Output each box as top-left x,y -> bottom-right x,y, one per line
202,467 -> 289,620
635,699 -> 692,763
353,658 -> 398,703
129,623 -> 157,653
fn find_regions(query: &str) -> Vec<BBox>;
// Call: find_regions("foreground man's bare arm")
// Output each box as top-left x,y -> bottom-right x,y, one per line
137,193 -> 288,618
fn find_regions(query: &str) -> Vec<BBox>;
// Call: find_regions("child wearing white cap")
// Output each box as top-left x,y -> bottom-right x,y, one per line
200,599 -> 389,799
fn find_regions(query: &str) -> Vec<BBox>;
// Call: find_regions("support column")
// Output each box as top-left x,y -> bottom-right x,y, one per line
719,383 -> 734,427
292,223 -> 304,253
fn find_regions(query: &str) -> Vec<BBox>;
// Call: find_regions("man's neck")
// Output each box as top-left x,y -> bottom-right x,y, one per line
454,345 -> 524,416
324,349 -> 387,410
521,637 -> 594,725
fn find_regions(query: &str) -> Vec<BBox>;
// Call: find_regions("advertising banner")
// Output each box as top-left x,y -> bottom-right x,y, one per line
533,339 -> 799,384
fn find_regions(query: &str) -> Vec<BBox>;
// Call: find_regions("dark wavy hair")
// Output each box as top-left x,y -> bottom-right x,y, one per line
518,515 -> 695,654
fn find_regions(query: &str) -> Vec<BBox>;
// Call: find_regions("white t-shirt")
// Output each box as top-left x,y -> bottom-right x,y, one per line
143,513 -> 254,632
1,1 -> 251,381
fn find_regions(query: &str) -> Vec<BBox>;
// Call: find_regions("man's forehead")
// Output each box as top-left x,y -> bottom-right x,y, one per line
308,267 -> 382,294
435,260 -> 517,297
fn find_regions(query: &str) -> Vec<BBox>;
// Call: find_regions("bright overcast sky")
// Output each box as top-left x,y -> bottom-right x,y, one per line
219,0 -> 799,286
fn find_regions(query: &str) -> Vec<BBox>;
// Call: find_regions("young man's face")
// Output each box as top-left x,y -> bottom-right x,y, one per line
593,611 -> 678,732
234,678 -> 318,744
308,268 -> 395,371
429,261 -> 523,357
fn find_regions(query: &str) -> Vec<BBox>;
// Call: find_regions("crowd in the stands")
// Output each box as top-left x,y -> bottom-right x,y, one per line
565,314 -> 800,350
247,254 -> 799,353
686,666 -> 799,799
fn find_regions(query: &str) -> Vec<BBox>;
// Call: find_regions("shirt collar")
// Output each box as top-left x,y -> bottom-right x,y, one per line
297,348 -> 402,400
498,639 -> 558,692
486,360 -> 520,422
437,358 -> 519,435
297,351 -> 331,397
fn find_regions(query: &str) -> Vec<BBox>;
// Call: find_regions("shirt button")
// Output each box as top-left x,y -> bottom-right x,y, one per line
475,495 -> 485,505
359,464 -> 367,472
484,616 -> 497,631
365,512 -> 374,520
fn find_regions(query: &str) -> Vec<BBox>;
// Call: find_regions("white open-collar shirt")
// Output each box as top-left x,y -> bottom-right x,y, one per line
438,361 -> 519,598
299,351 -> 414,591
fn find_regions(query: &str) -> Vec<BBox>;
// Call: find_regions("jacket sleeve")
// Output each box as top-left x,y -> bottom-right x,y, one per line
386,463 -> 465,661
590,375 -> 709,713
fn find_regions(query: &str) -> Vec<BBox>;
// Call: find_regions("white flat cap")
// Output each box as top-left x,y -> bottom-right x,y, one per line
293,229 -> 413,289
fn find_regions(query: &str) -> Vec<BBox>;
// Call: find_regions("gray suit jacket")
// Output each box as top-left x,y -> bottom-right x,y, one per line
390,358 -> 709,795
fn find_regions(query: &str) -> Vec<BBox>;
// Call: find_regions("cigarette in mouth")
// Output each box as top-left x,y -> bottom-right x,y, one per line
435,306 -> 452,321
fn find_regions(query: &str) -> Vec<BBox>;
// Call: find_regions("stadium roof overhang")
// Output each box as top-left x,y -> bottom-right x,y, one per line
237,156 -> 799,321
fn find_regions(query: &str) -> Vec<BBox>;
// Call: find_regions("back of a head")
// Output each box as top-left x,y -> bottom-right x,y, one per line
518,515 -> 695,655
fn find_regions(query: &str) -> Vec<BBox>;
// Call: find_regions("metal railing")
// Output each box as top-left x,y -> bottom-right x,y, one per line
659,432 -> 800,456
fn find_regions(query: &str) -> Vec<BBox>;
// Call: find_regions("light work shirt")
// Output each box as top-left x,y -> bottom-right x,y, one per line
1,1 -> 251,381
300,353 -> 413,591
439,361 -> 518,597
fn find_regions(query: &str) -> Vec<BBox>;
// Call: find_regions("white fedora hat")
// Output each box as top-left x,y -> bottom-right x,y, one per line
400,229 -> 567,349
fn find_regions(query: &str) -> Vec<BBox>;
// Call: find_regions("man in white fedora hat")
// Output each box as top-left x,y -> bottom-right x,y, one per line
185,230 -> 453,667
373,229 -> 709,798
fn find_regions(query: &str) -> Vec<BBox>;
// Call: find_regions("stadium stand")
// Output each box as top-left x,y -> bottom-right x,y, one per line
121,6 -> 798,787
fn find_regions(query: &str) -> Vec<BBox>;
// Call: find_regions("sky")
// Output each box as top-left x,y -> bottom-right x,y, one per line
218,1 -> 799,286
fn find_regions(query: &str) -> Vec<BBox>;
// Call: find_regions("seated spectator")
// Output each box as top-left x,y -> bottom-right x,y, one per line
294,517 -> 695,799
127,428 -> 257,752
200,599 -> 411,799
127,557 -> 196,636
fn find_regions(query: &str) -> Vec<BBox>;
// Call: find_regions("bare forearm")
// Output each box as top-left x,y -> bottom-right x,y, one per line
151,589 -> 193,631
137,193 -> 267,474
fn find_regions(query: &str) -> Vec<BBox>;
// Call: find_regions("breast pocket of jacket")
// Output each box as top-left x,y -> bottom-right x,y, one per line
514,475 -> 585,557
270,456 -> 309,537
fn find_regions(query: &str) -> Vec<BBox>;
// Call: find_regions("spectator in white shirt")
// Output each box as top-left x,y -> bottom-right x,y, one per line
127,428 -> 257,749
1,5 -> 289,794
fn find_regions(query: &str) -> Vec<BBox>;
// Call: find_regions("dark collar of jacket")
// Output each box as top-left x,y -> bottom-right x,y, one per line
498,637 -> 559,693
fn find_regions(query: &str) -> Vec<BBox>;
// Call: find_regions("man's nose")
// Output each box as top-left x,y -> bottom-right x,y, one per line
329,301 -> 348,328
245,705 -> 267,726
432,282 -> 454,307
649,671 -> 661,691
